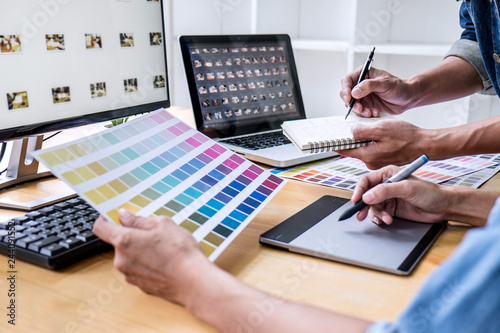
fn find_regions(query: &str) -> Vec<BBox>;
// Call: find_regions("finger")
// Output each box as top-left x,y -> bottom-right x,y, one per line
352,165 -> 400,202
118,209 -> 160,230
93,215 -> 122,245
368,205 -> 394,225
362,180 -> 416,206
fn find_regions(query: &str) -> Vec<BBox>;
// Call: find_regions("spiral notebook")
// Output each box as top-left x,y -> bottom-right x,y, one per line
282,113 -> 394,153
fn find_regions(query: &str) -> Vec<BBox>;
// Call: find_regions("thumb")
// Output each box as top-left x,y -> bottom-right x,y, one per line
350,123 -> 374,142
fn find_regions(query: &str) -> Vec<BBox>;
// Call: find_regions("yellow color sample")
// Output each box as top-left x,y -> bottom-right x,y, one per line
107,209 -> 121,225
180,220 -> 199,233
130,195 -> 151,208
108,179 -> 128,194
38,152 -> 62,167
96,184 -> 117,199
154,206 -> 175,217
199,240 -> 216,257
53,148 -> 75,162
84,189 -> 106,205
119,202 -> 140,215
66,144 -> 88,158
75,166 -> 96,181
62,171 -> 84,185
88,161 -> 107,176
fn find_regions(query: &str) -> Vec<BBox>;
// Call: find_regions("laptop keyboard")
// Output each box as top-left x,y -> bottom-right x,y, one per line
219,131 -> 291,150
0,196 -> 111,270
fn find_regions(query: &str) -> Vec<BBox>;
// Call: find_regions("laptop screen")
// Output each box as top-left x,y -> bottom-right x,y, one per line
179,35 -> 306,138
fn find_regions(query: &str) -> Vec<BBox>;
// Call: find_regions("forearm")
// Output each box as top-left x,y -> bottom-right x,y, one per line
417,115 -> 500,160
183,261 -> 371,333
405,56 -> 482,109
441,186 -> 498,227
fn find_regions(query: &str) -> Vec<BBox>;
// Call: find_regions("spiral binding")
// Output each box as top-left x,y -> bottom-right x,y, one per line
307,138 -> 369,153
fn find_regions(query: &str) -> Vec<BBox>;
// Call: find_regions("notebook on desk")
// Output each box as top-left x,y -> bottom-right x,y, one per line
179,34 -> 337,167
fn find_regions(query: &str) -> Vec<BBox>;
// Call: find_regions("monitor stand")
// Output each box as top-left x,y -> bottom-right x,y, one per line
0,136 -> 75,211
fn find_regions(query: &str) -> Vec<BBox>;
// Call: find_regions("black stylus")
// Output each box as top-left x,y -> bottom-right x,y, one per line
338,155 -> 429,221
345,46 -> 375,120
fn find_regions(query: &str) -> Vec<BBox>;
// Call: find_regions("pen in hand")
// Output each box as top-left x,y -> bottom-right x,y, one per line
338,155 -> 429,221
345,46 -> 376,120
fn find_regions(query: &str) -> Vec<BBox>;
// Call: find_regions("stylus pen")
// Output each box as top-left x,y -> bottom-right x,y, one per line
338,155 -> 428,221
344,46 -> 375,120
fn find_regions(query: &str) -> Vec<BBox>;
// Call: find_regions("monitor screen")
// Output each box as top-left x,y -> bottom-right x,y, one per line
0,0 -> 170,141
179,35 -> 305,138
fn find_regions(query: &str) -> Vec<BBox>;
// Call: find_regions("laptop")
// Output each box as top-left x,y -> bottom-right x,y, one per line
179,34 -> 337,167
260,196 -> 447,275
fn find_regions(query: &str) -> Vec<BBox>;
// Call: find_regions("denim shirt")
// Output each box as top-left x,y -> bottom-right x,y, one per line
446,1 -> 500,96
366,196 -> 500,333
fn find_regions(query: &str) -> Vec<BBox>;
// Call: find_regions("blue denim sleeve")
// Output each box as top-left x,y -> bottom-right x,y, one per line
459,2 -> 477,42
366,197 -> 500,333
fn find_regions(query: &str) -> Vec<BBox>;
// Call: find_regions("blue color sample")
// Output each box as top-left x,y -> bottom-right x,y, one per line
250,191 -> 266,202
206,198 -> 224,211
188,158 -> 205,170
180,163 -> 197,175
192,181 -> 211,193
229,210 -> 247,222
222,186 -> 239,198
221,217 -> 240,230
215,192 -> 232,203
236,203 -> 254,215
229,180 -> 245,191
200,175 -> 218,186
171,169 -> 189,181
199,205 -> 217,217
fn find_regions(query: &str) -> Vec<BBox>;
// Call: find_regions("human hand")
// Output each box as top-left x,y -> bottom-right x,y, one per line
93,210 -> 208,305
337,119 -> 431,169
351,165 -> 449,225
340,67 -> 415,117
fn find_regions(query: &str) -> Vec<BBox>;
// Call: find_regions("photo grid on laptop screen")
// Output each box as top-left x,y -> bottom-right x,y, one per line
184,39 -> 303,133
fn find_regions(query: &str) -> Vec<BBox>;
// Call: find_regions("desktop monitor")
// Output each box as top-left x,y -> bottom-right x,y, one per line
0,0 -> 170,208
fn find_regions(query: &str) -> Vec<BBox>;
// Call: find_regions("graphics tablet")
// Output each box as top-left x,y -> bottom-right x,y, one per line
259,195 -> 447,275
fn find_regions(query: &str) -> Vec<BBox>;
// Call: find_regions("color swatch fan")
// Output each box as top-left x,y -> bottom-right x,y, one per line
32,109 -> 285,261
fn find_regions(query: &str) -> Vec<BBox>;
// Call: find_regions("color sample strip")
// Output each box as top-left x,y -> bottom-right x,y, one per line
273,154 -> 499,191
33,108 -> 286,262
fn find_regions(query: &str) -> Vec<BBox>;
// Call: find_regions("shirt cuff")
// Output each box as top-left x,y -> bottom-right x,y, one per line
445,39 -> 495,95
365,320 -> 399,333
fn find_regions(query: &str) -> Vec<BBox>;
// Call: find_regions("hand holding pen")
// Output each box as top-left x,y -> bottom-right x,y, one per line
338,155 -> 428,221
344,47 -> 375,120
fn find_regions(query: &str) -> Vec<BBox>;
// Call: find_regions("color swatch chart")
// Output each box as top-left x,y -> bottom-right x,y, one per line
271,156 -> 368,190
272,154 -> 498,191
441,154 -> 500,188
33,108 -> 285,261
412,155 -> 496,184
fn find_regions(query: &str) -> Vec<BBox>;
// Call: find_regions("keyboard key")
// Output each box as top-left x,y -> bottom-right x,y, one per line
28,236 -> 62,252
40,243 -> 66,256
76,230 -> 97,242
3,232 -> 27,243
16,235 -> 43,248
59,237 -> 82,249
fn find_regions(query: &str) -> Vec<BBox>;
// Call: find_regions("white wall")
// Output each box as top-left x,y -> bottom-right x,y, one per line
164,0 -> 500,129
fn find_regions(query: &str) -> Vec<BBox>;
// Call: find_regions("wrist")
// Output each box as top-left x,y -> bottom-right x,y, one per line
441,186 -> 496,226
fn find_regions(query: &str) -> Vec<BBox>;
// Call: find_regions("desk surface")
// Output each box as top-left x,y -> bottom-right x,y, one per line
1,107 -> 499,332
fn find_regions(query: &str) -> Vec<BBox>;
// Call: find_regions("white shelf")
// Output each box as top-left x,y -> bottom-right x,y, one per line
291,39 -> 350,52
354,43 -> 451,57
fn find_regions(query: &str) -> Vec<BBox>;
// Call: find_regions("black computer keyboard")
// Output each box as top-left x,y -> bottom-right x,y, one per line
0,196 -> 111,270
219,130 -> 291,150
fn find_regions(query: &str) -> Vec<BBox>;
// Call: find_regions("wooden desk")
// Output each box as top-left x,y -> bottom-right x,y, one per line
1,108 -> 498,332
